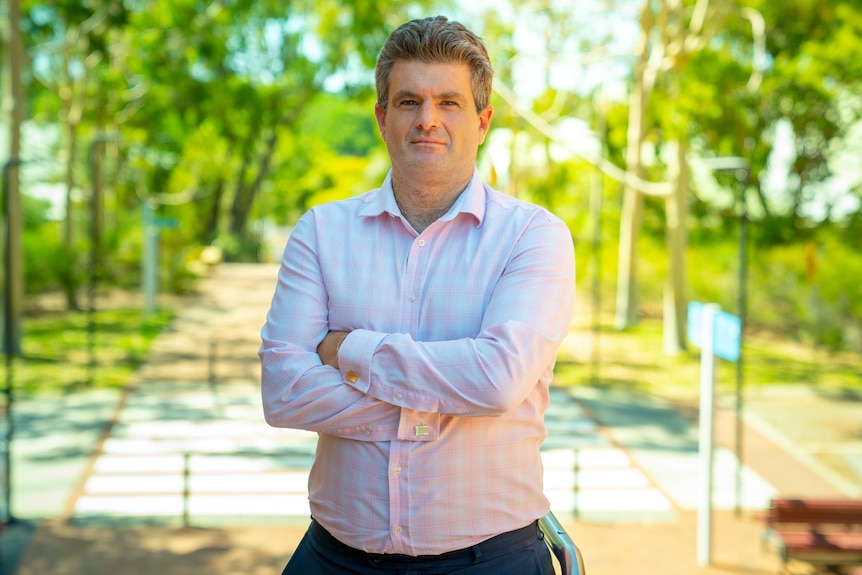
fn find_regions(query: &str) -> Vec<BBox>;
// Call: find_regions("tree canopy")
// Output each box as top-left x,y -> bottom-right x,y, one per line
5,0 -> 862,353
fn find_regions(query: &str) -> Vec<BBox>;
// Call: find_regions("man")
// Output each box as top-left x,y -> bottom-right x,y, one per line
260,15 -> 575,575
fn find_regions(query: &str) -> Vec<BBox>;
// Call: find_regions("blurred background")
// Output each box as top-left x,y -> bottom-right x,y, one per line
0,0 -> 861,573
4,0 -> 862,376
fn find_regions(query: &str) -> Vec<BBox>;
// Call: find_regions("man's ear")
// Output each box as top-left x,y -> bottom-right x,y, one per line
478,105 -> 493,144
375,103 -> 387,141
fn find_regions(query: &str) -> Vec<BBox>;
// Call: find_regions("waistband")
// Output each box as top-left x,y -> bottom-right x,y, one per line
310,519 -> 541,567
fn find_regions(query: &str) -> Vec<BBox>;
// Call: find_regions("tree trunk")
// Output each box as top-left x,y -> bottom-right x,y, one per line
664,140 -> 688,354
230,129 -> 279,237
62,120 -> 82,310
204,180 -> 225,244
614,50 -> 648,330
2,0 -> 25,355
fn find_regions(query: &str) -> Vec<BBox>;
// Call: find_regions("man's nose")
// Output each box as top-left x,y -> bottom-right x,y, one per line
415,102 -> 440,130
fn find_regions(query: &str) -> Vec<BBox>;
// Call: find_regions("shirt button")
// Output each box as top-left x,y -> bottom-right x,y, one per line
408,294 -> 416,302
417,239 -> 425,247
394,526 -> 403,535
393,465 -> 402,475
395,392 -> 403,401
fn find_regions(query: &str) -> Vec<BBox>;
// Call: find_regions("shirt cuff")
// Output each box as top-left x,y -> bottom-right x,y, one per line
338,329 -> 387,393
397,409 -> 440,442
328,423 -> 402,442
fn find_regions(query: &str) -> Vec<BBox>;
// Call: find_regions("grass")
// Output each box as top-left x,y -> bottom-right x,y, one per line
9,306 -> 174,393
554,309 -> 862,402
8,294 -> 861,400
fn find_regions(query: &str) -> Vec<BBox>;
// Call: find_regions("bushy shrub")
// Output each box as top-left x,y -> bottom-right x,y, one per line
686,234 -> 862,351
23,196 -> 85,305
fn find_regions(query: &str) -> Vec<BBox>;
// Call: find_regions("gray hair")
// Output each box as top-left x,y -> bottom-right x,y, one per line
375,16 -> 494,114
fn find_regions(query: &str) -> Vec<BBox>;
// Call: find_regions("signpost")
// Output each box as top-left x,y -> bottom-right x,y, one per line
142,202 -> 178,316
687,301 -> 742,566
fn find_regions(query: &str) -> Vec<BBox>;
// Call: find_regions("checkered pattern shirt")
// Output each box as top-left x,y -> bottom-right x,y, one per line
260,169 -> 575,555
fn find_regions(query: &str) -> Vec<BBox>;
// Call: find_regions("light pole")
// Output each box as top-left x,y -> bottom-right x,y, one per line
700,156 -> 750,517
2,158 -> 22,524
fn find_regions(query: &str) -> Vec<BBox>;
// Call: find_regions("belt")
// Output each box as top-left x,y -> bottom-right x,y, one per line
310,519 -> 542,567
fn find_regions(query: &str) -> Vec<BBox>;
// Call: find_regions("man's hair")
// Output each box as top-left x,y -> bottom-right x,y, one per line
375,16 -> 494,114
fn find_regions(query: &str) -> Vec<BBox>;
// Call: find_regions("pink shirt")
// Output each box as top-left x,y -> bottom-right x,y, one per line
260,170 -> 575,555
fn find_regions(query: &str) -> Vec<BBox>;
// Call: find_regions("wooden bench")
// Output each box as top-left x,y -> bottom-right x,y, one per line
763,498 -> 862,574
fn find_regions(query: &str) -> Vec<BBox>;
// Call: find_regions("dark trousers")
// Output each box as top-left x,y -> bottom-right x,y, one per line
280,519 -> 554,575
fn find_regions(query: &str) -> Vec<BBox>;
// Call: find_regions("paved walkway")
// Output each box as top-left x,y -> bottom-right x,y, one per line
4,263 -> 861,575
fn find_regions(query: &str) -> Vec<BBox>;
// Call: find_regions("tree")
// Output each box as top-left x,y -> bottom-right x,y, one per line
21,0 -> 441,284
734,0 -> 861,230
116,1 -> 439,258
26,0 -> 139,308
614,0 -> 726,353
478,1 -> 696,350
610,0 -> 862,351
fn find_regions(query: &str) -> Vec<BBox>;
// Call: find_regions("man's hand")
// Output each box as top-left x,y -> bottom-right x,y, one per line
317,330 -> 350,369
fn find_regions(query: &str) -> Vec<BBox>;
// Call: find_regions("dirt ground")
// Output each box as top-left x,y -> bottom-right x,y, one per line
14,509 -> 786,575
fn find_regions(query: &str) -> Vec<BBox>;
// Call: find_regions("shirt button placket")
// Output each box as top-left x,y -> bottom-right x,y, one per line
407,238 -> 425,304
389,443 -> 409,552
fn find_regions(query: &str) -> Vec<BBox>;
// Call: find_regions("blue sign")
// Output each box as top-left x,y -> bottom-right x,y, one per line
687,302 -> 741,362
153,216 -> 180,229
713,311 -> 741,362
688,301 -> 704,348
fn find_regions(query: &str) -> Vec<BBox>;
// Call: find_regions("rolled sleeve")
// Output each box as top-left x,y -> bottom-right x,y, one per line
338,329 -> 387,393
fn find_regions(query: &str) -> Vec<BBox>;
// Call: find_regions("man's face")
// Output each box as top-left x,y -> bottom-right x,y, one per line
375,60 -> 493,184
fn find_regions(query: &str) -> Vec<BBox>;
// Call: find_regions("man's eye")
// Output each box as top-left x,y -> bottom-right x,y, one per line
398,100 -> 418,106
441,101 -> 458,106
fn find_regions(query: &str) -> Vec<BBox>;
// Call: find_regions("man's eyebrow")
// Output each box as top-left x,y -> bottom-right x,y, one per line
392,89 -> 420,101
437,91 -> 467,102
391,89 -> 468,102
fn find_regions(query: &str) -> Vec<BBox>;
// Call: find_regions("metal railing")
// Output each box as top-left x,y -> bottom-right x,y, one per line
540,511 -> 586,575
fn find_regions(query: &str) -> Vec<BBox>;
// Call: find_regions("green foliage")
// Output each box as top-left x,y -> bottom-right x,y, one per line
19,0 -> 443,298
575,221 -> 862,354
748,244 -> 810,336
687,232 -> 862,352
686,240 -> 740,311
22,195 -> 83,299
105,208 -> 146,289
18,307 -> 173,392
814,232 -> 862,348
556,309 -> 862,399
12,0 -> 862,369
301,92 -> 381,157
519,158 -> 593,231
644,0 -> 862,240
23,221 -> 81,296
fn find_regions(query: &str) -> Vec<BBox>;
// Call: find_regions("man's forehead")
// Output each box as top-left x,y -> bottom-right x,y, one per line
388,60 -> 472,93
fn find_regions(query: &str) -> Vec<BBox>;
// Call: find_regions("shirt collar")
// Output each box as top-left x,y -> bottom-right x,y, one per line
359,169 -> 486,226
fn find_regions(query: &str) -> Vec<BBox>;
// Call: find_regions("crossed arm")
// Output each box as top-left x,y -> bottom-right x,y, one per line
317,330 -> 349,369
259,212 -> 575,441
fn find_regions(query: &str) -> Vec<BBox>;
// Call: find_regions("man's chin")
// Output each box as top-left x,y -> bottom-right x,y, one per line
404,153 -> 448,167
